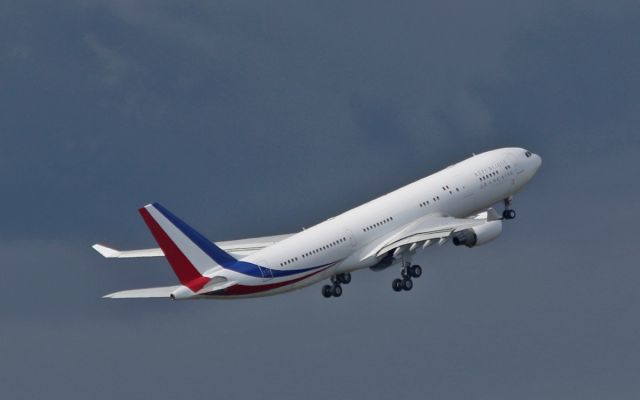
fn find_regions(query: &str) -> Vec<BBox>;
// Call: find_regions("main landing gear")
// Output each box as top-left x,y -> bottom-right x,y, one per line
392,263 -> 422,292
502,196 -> 516,220
322,272 -> 351,298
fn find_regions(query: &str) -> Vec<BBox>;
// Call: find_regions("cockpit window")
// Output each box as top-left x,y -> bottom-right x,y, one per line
525,151 -> 532,158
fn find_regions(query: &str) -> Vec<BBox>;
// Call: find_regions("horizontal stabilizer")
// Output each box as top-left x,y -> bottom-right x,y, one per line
103,285 -> 179,299
92,234 -> 294,259
92,244 -> 164,258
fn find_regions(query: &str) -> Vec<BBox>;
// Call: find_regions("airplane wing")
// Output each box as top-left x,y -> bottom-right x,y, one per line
93,233 -> 294,260
363,209 -> 502,260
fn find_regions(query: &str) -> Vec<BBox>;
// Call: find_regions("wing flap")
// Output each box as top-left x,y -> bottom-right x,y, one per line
365,210 -> 499,259
376,228 -> 458,256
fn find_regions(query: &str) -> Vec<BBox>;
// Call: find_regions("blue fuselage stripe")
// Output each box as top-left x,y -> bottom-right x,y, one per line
152,203 -> 335,278
230,261 -> 335,278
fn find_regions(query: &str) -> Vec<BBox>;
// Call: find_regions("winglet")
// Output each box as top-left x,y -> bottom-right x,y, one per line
92,244 -> 121,258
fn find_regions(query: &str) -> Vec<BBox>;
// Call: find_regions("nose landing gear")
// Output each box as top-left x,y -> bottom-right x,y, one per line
392,264 -> 422,292
322,272 -> 351,298
502,196 -> 516,220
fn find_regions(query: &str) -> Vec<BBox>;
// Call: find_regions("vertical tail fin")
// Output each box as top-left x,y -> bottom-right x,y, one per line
138,203 -> 237,290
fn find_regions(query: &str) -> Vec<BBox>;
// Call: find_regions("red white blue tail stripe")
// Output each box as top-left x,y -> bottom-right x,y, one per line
139,204 -> 219,291
139,203 -> 336,296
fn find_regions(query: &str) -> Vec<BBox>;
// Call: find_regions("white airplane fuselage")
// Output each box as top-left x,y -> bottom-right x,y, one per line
202,147 -> 542,298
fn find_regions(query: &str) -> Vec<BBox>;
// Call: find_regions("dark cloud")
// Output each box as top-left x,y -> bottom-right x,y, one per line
2,0 -> 640,399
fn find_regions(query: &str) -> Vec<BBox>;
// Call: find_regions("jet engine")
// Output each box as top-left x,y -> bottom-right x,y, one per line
452,220 -> 502,248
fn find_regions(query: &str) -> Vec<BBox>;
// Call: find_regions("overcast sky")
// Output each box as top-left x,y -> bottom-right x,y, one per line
2,1 -> 640,399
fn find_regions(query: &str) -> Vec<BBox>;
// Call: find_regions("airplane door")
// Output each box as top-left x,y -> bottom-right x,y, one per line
345,229 -> 357,248
257,259 -> 273,282
506,154 -> 517,187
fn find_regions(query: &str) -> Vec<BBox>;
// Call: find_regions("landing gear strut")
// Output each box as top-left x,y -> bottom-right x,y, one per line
502,196 -> 516,220
322,272 -> 351,298
392,263 -> 422,292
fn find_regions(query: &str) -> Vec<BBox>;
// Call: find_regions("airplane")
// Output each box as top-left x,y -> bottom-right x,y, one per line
94,147 -> 542,300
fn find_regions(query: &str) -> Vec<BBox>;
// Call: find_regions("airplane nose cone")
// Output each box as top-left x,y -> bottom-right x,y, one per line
533,153 -> 542,170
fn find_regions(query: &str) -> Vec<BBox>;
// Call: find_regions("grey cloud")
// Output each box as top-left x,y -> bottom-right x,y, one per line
2,1 -> 640,399
84,34 -> 132,86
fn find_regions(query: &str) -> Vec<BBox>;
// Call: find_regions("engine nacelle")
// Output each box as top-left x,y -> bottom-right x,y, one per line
452,220 -> 502,248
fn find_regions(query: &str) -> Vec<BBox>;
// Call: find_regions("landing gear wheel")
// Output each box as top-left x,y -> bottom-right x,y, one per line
330,275 -> 339,284
322,285 -> 333,298
401,267 -> 410,279
392,279 -> 403,292
502,209 -> 516,220
332,285 -> 343,297
410,265 -> 422,278
341,272 -> 352,284
402,279 -> 413,291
